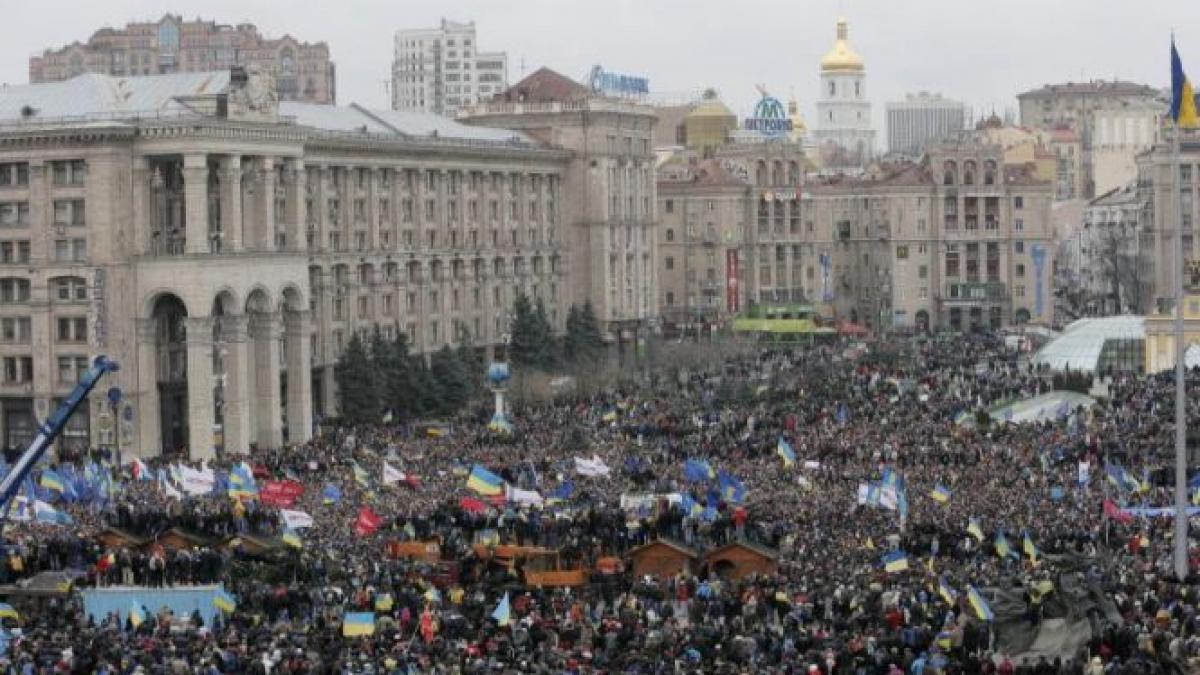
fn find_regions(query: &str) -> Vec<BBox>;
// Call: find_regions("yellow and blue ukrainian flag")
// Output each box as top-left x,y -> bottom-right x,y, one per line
39,470 -> 65,493
994,531 -> 1014,559
0,603 -> 18,620
967,585 -> 994,621
128,601 -> 145,628
882,550 -> 909,573
375,593 -> 394,611
777,437 -> 796,468
342,612 -> 376,637
967,517 -> 985,543
1173,38 -> 1199,129
466,464 -> 504,496
1022,530 -> 1039,563
930,485 -> 951,504
282,530 -> 303,549
937,576 -> 957,606
352,461 -> 370,488
213,589 -> 236,613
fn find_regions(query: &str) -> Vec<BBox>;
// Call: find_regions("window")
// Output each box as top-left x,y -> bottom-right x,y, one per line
3,356 -> 32,384
0,317 -> 30,344
0,241 -> 29,264
0,163 -> 28,187
0,202 -> 29,228
0,278 -> 30,303
666,229 -> 674,242
57,356 -> 89,385
896,245 -> 909,260
54,238 -> 87,263
919,287 -> 928,300
1016,263 -> 1026,278
54,277 -> 86,301
665,200 -> 674,214
665,291 -> 675,306
919,265 -> 928,279
53,199 -> 85,227
51,160 -> 85,186
1014,196 -> 1024,210
56,317 -> 86,343
665,257 -> 674,270
1016,285 -> 1026,298
1014,241 -> 1025,254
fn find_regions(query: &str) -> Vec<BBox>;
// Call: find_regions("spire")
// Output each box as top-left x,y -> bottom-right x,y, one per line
837,17 -> 848,41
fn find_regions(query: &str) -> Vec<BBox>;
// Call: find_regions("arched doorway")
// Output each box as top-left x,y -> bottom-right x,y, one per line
968,307 -> 983,333
151,294 -> 188,454
915,310 -> 930,334
949,308 -> 963,332
1014,308 -> 1031,324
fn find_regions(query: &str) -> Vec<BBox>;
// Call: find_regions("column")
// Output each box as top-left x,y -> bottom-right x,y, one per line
132,157 -> 151,255
134,319 -> 160,457
366,168 -> 380,250
284,310 -> 313,444
313,164 -> 327,253
220,155 -> 243,252
250,312 -> 283,449
285,159 -> 307,252
321,365 -> 337,419
220,315 -> 251,454
257,157 -> 277,251
182,154 -> 209,255
184,317 -> 215,460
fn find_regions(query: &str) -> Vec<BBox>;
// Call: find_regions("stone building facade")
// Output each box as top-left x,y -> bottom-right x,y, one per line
29,14 -> 335,104
0,69 -> 569,459
460,68 -> 658,356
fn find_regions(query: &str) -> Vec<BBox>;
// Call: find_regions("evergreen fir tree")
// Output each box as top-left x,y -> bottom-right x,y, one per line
533,297 -> 557,367
577,300 -> 605,361
430,346 -> 471,414
380,328 -> 418,420
563,305 -> 583,361
508,292 -> 542,369
334,332 -> 379,424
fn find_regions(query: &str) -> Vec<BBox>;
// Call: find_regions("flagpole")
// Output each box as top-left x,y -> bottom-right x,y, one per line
1173,116 -> 1190,582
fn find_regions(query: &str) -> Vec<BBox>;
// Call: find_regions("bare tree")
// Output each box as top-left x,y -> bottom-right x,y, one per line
1095,224 -> 1142,314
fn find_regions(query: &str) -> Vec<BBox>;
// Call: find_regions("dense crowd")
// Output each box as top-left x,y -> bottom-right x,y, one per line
0,334 -> 1194,674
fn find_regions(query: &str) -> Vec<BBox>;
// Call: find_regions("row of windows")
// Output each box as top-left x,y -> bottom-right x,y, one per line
0,277 -> 87,304
328,283 -> 558,322
0,355 -> 90,386
0,200 -> 88,229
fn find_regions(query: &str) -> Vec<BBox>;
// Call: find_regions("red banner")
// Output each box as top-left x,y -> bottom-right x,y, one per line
726,249 -> 740,313
354,506 -> 384,537
260,480 -> 305,507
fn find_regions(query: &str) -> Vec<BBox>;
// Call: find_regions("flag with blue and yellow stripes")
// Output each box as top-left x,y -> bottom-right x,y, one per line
1173,38 -> 1199,129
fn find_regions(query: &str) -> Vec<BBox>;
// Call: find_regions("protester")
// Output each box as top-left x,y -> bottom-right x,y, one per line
0,333 -> 1192,674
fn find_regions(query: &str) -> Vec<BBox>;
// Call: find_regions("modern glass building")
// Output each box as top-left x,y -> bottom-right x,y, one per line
1031,316 -> 1145,373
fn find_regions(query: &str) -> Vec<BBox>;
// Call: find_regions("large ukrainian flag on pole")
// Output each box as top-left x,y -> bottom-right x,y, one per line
1173,38 -> 1199,129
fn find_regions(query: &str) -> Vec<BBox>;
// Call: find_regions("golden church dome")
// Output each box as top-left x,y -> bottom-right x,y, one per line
787,99 -> 807,139
819,18 -> 864,72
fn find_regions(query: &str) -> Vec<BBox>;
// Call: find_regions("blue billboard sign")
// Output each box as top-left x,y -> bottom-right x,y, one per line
745,94 -> 793,137
589,65 -> 649,96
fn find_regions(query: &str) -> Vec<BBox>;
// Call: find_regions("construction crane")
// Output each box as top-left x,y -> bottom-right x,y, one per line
0,356 -> 118,518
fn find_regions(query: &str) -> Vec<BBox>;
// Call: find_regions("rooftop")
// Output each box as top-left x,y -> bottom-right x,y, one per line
1031,315 -> 1145,373
1017,80 -> 1159,100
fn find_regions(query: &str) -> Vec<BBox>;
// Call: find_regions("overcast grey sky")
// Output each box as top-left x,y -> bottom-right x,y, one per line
1,0 -> 1194,133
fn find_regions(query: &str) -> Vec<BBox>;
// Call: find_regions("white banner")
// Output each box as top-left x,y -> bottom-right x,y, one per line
179,465 -> 215,496
280,509 -> 314,530
383,462 -> 405,484
619,493 -> 682,511
506,486 -> 544,506
856,483 -> 870,505
1077,461 -> 1090,486
574,455 -> 611,477
879,485 -> 899,511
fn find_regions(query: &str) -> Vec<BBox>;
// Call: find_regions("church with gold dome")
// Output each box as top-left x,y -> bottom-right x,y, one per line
813,18 -> 876,168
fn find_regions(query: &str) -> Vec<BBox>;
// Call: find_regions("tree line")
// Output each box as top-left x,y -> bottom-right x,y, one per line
334,294 -> 606,424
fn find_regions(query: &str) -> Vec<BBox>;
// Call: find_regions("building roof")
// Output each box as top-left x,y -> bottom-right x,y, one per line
1017,80 -> 1158,100
628,538 -> 700,559
1031,316 -> 1145,373
658,158 -> 746,189
820,18 -> 865,72
281,102 -> 533,143
705,540 -> 780,561
493,67 -> 590,103
0,71 -> 535,145
687,96 -> 735,119
0,71 -> 230,121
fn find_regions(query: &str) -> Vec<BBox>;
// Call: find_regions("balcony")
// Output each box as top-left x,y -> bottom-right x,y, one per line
941,281 -> 1008,303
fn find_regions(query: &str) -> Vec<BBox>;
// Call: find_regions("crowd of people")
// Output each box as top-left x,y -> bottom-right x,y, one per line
0,334 -> 1193,673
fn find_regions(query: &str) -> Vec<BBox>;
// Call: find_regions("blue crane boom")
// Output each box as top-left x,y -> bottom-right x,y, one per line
0,355 -> 118,511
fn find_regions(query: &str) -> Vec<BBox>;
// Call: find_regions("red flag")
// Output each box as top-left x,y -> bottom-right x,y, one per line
354,506 -> 384,536
404,474 -> 421,489
1103,499 -> 1133,524
459,497 -> 487,514
420,608 -> 436,643
260,480 -> 305,507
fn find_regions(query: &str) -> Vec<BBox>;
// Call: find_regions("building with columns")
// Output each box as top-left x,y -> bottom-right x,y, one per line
0,68 -> 569,459
813,18 -> 876,169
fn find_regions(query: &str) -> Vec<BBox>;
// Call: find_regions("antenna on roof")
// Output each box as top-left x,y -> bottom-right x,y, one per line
520,55 -> 526,78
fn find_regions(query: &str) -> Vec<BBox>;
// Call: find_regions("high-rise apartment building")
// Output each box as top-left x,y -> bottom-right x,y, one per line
886,92 -> 965,157
28,14 -> 335,104
392,19 -> 508,117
